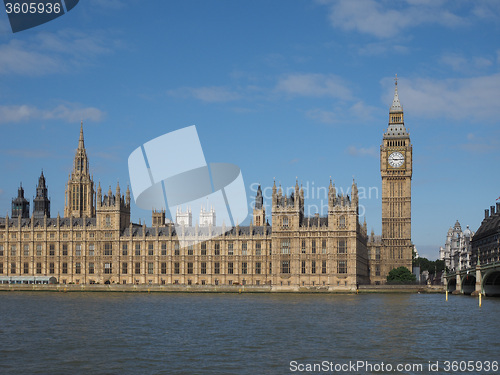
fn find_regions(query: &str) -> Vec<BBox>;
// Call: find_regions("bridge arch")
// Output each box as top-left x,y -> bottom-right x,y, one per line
482,271 -> 500,297
461,274 -> 476,295
447,277 -> 457,293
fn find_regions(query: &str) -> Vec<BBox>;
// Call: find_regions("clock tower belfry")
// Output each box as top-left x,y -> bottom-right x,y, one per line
380,75 -> 413,275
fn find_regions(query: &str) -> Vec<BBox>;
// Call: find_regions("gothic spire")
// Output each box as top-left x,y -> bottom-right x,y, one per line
389,74 -> 403,113
79,120 -> 85,149
384,74 -> 409,139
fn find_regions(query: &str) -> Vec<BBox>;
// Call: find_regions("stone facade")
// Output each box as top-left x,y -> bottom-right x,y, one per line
439,220 -> 473,271
0,81 -> 413,288
471,203 -> 500,267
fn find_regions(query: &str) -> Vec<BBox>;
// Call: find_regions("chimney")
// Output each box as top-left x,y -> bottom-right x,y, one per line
496,202 -> 500,214
485,209 -> 489,219
491,205 -> 495,216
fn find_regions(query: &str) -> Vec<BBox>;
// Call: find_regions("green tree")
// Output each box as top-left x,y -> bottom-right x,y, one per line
387,266 -> 416,284
414,257 -> 445,274
434,259 -> 445,273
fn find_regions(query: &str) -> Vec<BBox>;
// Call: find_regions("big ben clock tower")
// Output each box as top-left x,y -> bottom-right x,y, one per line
381,75 -> 413,275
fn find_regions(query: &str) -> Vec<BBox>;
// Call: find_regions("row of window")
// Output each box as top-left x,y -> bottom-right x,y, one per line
1,247 -> 352,258
0,260 -> 349,276
280,216 -> 347,228
292,239 -> 348,254
0,241 -> 266,251
1,262 -> 77,274
1,232 -> 96,240
386,139 -> 406,146
367,247 -> 381,260
390,248 -> 404,259
1,240 -> 353,256
0,243 -> 96,257
0,261 -> 257,276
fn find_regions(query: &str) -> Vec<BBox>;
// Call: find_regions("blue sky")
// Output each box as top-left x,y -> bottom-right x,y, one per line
1,0 -> 499,260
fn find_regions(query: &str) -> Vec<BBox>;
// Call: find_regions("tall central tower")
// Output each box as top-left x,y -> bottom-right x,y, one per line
64,122 -> 95,218
380,76 -> 413,274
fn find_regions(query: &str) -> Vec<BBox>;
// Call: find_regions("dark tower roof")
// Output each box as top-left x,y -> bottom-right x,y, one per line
255,185 -> 263,209
33,170 -> 50,219
14,183 -> 25,200
38,170 -> 46,188
12,183 -> 30,218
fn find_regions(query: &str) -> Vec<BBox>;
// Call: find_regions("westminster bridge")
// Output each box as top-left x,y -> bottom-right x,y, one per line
445,260 -> 500,296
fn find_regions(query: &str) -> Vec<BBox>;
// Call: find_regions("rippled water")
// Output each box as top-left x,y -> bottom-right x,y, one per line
0,292 -> 499,374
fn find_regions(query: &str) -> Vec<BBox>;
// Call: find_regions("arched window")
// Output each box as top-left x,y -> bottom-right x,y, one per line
283,216 -> 289,228
339,216 -> 346,228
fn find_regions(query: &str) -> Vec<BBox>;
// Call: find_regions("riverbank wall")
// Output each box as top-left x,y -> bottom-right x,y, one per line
0,284 -> 444,293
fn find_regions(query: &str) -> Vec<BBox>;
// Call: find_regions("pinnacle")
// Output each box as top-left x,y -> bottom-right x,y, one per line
78,121 -> 85,149
389,75 -> 403,113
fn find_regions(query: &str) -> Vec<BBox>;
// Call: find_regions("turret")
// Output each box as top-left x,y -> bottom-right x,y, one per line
125,185 -> 131,207
351,179 -> 358,207
328,179 -> 336,207
12,182 -> 30,219
95,180 -> 130,231
152,209 -> 166,226
253,185 -> 265,226
97,182 -> 102,203
33,170 -> 51,219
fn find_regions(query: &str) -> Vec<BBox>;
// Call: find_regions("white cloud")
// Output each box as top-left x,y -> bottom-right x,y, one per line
0,104 -> 105,124
2,149 -> 55,159
385,74 -> 500,121
349,101 -> 378,120
323,0 -> 464,38
440,53 -> 468,72
306,101 -> 377,125
169,73 -> 352,104
472,1 -> 500,20
458,133 -> 499,154
357,41 -> 409,56
94,151 -> 121,161
306,108 -> 339,124
473,57 -> 493,69
347,146 -> 377,157
276,73 -> 351,99
168,86 -> 241,103
0,40 -> 60,76
0,29 -> 120,76
440,53 -> 493,73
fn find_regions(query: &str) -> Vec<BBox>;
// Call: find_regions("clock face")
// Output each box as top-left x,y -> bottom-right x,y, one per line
388,151 -> 404,168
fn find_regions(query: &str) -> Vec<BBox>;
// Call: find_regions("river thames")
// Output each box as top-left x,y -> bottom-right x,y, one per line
0,292 -> 498,374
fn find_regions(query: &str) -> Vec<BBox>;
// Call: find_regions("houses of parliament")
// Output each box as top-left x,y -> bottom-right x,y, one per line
0,81 -> 413,289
